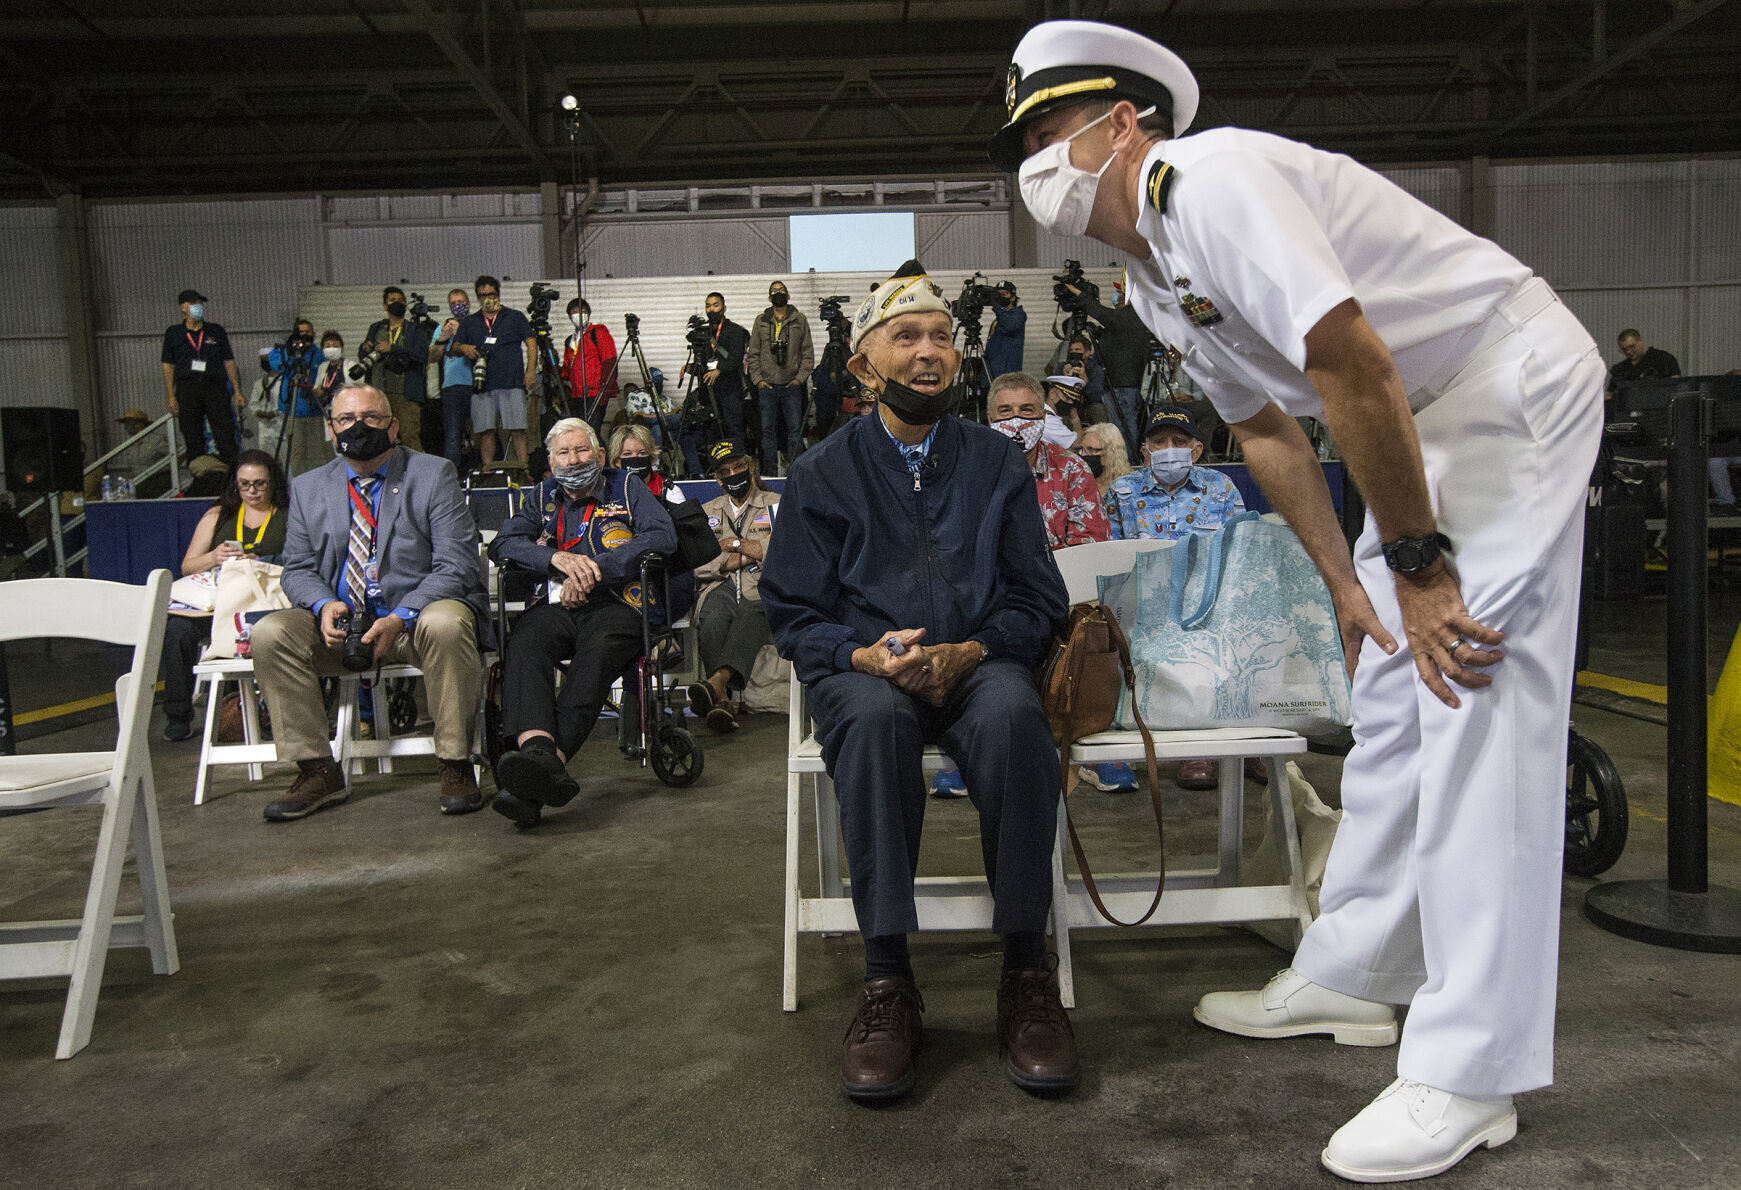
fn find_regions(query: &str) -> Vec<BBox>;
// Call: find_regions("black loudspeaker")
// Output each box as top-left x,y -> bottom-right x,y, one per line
1584,504 -> 1644,601
2,406 -> 85,492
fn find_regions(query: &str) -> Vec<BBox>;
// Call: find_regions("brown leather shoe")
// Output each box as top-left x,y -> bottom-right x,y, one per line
438,758 -> 484,815
998,966 -> 1080,1094
1176,758 -> 1219,790
263,758 -> 348,822
1244,756 -> 1270,785
840,976 -> 924,1102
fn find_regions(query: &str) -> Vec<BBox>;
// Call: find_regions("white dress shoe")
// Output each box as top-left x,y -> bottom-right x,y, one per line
1192,968 -> 1398,1046
1321,1078 -> 1516,1183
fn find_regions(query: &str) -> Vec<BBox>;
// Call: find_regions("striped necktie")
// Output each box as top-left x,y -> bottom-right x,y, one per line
344,475 -> 381,608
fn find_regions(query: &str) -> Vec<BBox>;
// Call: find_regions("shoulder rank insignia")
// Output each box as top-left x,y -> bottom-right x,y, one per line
1181,292 -> 1224,328
1145,160 -> 1177,215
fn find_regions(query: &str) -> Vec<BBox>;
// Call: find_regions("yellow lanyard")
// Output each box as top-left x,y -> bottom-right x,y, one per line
236,506 -> 273,552
388,323 -> 403,346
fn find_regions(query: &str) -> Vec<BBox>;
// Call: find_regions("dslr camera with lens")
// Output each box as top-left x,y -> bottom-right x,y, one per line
336,606 -> 376,672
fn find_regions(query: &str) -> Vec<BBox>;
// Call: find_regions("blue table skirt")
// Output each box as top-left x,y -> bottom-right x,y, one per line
85,499 -> 216,586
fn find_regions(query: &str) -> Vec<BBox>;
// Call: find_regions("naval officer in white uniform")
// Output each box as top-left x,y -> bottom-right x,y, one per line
991,19 -> 1604,1185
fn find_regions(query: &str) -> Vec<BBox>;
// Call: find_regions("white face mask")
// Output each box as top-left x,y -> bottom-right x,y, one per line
991,415 -> 1044,453
322,346 -> 341,361
1016,107 -> 1119,237
569,311 -> 584,329
1148,445 -> 1193,486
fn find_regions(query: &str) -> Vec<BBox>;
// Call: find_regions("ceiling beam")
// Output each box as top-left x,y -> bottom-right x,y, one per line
1485,0 -> 1737,140
399,0 -> 542,162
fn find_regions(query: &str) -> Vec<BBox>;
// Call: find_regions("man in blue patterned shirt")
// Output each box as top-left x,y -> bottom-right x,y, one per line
1104,404 -> 1245,542
1103,404 -> 1250,790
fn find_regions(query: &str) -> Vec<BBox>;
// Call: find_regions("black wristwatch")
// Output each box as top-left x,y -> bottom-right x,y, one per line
1382,532 -> 1452,576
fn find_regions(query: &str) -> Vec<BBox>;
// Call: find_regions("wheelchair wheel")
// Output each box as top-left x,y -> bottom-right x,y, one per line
1565,729 -> 1628,877
387,678 -> 419,735
649,724 -> 703,788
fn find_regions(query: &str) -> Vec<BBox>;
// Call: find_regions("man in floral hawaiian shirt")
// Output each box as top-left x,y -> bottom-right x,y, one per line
1103,404 -> 1244,542
987,372 -> 1108,549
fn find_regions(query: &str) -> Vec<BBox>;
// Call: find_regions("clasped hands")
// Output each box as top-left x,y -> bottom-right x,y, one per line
550,551 -> 603,608
850,627 -> 981,707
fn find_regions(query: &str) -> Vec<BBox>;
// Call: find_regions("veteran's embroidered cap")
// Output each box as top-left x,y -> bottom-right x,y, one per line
1144,403 -> 1201,442
990,21 -> 1199,172
850,259 -> 954,350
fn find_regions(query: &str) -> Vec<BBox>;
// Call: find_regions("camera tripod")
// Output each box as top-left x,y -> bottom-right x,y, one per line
621,321 -> 683,478
528,318 -> 574,434
677,343 -> 725,477
956,317 -> 992,425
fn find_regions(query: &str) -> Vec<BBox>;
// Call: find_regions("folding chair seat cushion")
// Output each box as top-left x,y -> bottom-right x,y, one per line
0,754 -> 119,799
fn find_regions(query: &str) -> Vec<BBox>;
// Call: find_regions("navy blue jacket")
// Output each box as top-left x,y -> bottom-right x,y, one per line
492,470 -> 677,618
762,412 -> 1068,684
985,303 -> 1027,380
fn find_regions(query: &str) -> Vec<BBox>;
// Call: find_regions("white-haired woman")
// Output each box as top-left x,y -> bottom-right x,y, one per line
487,416 -> 678,827
1078,421 -> 1132,502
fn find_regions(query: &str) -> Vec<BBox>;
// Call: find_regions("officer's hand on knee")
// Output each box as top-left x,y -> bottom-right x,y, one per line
1394,567 -> 1504,709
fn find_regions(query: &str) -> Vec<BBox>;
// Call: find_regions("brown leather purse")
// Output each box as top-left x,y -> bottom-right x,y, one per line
1040,603 -> 1166,926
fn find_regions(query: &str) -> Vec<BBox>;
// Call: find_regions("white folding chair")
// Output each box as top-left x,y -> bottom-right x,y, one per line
783,668 -> 1075,1012
0,571 -> 180,1059
189,656 -> 271,804
1050,539 -> 1315,945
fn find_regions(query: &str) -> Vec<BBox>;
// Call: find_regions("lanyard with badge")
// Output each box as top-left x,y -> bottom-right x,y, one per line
235,506 -> 273,553
548,496 -> 597,600
482,311 -> 500,356
187,328 -> 209,373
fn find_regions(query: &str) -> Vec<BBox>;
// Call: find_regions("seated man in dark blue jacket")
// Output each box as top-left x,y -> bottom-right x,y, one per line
490,417 -> 677,827
761,260 -> 1075,1104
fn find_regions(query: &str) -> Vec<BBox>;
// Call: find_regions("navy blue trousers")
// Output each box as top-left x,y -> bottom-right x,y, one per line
808,660 -> 1062,939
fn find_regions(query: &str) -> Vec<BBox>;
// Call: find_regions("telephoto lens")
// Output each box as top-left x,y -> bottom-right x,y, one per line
471,354 -> 489,393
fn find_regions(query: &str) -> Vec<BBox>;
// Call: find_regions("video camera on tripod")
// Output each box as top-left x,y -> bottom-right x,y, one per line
526,282 -> 560,327
1051,259 -> 1100,342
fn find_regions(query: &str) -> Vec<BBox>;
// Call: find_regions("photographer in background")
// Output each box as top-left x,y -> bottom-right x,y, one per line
563,297 -> 618,435
677,292 -> 750,477
1068,281 -> 1156,463
451,275 -> 537,468
811,294 -> 858,438
266,320 -> 341,476
429,289 -> 476,472
361,286 -> 431,452
985,281 -> 1026,380
747,280 -> 815,475
161,287 -> 244,470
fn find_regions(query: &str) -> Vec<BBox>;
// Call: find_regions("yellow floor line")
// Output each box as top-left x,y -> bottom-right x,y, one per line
15,681 -> 166,726
1577,670 -> 1669,705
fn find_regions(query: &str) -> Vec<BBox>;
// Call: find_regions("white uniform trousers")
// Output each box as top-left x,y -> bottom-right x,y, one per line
1291,295 -> 1604,1096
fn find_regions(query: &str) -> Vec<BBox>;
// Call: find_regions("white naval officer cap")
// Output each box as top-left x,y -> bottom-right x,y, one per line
989,20 -> 1199,173
851,258 -> 954,351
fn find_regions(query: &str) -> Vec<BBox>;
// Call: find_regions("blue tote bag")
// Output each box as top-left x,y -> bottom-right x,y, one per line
1098,513 -> 1352,736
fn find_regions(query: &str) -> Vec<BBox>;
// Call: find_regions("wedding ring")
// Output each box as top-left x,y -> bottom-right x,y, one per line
1449,635 -> 1467,653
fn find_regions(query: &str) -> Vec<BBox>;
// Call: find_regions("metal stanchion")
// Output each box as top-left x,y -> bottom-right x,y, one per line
1585,387 -> 1741,950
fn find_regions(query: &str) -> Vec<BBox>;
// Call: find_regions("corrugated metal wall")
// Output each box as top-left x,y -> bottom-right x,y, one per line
4,157 -> 1738,466
0,205 -> 72,409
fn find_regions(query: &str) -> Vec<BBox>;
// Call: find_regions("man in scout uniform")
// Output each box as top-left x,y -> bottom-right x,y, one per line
992,19 -> 1605,1184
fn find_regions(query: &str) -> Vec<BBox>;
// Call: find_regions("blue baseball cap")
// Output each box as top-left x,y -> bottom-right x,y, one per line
1144,404 -> 1200,442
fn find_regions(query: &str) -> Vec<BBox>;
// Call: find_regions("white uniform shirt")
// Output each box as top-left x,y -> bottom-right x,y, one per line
1124,129 -> 1533,425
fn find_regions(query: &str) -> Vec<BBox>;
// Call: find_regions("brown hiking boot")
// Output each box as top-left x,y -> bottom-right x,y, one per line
263,757 -> 348,822
840,976 -> 924,1102
998,966 -> 1081,1094
438,758 -> 483,815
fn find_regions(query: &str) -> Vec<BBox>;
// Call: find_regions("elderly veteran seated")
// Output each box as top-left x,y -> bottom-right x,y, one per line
490,417 -> 677,828
762,259 -> 1076,1104
250,384 -> 491,822
685,439 -> 780,734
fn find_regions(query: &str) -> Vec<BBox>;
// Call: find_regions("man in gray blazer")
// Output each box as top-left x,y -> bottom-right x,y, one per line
251,385 -> 492,821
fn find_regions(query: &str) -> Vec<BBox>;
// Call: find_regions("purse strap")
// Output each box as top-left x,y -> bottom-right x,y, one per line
1057,608 -> 1168,928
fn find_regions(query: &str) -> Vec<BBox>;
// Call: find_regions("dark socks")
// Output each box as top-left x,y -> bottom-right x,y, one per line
1001,930 -> 1046,975
863,933 -> 914,982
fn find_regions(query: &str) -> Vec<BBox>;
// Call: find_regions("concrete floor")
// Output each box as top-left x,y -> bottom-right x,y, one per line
3,631 -> 1740,1188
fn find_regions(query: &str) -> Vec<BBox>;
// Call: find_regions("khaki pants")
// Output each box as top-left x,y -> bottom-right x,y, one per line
251,600 -> 483,763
